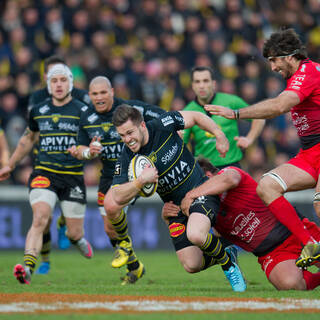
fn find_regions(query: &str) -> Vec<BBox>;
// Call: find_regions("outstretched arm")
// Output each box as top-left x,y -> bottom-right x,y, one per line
205,91 -> 300,120
0,131 -> 9,167
179,111 -> 229,157
181,168 -> 241,216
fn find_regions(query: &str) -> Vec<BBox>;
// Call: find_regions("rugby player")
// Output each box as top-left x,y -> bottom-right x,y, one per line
162,158 -> 320,290
0,64 -> 93,284
68,76 -> 165,284
205,28 -> 320,268
104,104 -> 247,292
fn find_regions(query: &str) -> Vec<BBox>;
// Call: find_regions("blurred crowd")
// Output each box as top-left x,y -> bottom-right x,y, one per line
1,0 -> 320,185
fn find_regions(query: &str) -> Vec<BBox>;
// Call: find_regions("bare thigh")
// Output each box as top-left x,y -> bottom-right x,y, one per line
268,259 -> 306,290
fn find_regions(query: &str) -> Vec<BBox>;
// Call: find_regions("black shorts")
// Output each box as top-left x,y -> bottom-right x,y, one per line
28,169 -> 86,204
168,195 -> 220,251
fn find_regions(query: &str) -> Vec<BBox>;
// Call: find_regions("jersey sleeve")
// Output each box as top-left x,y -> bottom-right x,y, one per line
156,111 -> 185,132
28,108 -> 39,132
127,99 -> 166,121
112,149 -> 131,186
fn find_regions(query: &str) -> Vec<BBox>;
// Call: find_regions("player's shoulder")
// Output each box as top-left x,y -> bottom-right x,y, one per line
29,88 -> 49,104
71,87 -> 91,105
184,100 -> 201,111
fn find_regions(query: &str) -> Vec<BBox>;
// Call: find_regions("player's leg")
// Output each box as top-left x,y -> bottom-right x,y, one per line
99,206 -> 145,284
256,163 -> 320,267
14,188 -> 57,284
56,212 -> 70,250
35,217 -> 51,274
61,200 -> 93,259
187,196 -> 246,292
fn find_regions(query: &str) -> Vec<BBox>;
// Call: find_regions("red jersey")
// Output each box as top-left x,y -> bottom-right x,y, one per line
214,167 -> 290,256
285,59 -> 320,149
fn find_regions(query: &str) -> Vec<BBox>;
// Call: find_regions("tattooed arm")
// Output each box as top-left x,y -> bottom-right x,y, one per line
0,127 -> 39,181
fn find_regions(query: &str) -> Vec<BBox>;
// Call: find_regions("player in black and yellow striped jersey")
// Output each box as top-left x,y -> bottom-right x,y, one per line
0,64 -> 93,284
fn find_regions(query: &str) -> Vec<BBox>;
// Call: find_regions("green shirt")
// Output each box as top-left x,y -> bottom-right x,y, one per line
183,92 -> 248,167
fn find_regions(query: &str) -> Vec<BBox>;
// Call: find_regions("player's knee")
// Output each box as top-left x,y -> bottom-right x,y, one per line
66,226 -> 83,241
32,210 -> 50,230
181,260 -> 201,273
186,229 -> 205,247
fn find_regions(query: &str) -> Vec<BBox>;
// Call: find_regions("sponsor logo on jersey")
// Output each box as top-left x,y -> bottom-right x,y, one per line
169,222 -> 185,237
81,105 -> 88,112
231,211 -> 260,243
40,136 -> 77,151
157,160 -> 192,193
31,176 -> 50,188
114,163 -> 121,175
161,143 -> 178,164
145,110 -> 161,118
161,115 -> 174,126
97,192 -> 105,205
133,105 -> 144,114
88,113 -> 99,123
102,143 -> 123,160
39,105 -> 50,114
83,94 -> 91,105
190,196 -> 206,205
101,122 -> 113,132
52,114 -> 61,123
69,186 -> 84,200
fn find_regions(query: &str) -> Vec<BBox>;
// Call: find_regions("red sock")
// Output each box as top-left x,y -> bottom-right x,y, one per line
303,270 -> 320,290
268,196 -> 312,245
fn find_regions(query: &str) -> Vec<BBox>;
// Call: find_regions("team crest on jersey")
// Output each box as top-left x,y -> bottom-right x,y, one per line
149,152 -> 157,164
101,122 -> 112,132
52,114 -> 61,123
169,222 -> 185,237
31,176 -> 50,188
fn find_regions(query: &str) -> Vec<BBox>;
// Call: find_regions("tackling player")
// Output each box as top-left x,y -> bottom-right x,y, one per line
205,28 -> 320,268
0,64 -> 93,284
162,158 -> 320,290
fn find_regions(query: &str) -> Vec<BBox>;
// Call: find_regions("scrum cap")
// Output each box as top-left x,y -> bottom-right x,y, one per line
47,63 -> 73,94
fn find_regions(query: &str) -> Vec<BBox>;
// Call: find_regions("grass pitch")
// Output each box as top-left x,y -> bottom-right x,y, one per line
0,250 -> 319,319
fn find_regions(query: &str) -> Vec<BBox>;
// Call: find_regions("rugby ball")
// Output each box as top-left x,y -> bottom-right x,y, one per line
128,155 -> 157,197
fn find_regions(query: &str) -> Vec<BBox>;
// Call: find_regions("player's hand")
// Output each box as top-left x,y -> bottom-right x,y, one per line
68,145 -> 79,158
89,136 -> 103,157
180,193 -> 195,217
204,105 -> 234,119
161,201 -> 180,225
0,165 -> 12,181
234,136 -> 252,149
138,165 -> 158,185
215,133 -> 229,158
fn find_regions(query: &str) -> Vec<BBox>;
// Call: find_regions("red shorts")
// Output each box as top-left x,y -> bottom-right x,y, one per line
257,218 -> 320,278
287,143 -> 320,180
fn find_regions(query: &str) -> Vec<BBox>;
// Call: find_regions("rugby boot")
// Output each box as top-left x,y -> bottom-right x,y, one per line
296,242 -> 320,268
223,263 -> 246,292
121,262 -> 145,285
225,245 -> 238,265
111,240 -> 132,268
35,261 -> 50,275
75,238 -> 93,259
57,216 -> 70,250
14,264 -> 31,285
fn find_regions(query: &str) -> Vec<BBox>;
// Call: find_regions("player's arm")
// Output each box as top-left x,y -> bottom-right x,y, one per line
205,91 -> 300,120
179,110 -> 229,157
0,131 -> 10,167
235,119 -> 266,149
0,127 -> 39,180
68,136 -> 102,160
111,166 -> 159,206
181,168 -> 241,216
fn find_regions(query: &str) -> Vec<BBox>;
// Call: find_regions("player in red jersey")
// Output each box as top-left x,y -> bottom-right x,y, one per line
204,28 -> 320,268
163,158 -> 320,290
